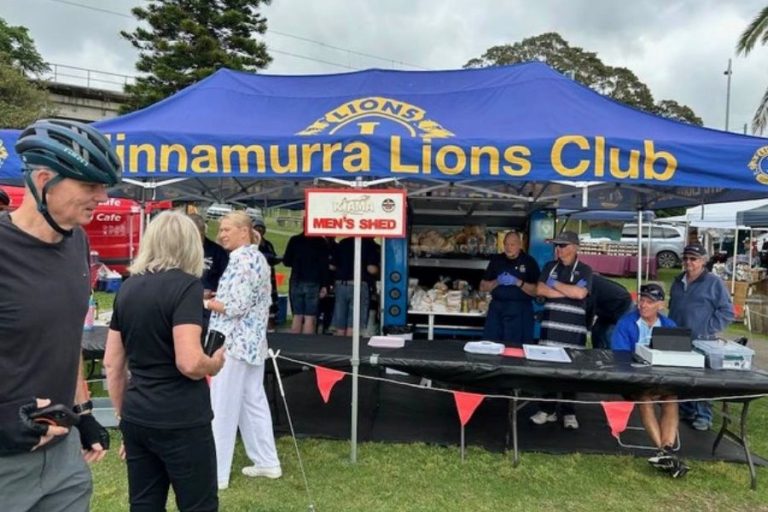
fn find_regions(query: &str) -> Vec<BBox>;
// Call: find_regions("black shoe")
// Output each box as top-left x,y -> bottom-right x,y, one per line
668,458 -> 690,479
648,448 -> 676,471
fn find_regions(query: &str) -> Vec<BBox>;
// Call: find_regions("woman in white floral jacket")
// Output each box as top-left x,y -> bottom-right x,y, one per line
205,210 -> 281,489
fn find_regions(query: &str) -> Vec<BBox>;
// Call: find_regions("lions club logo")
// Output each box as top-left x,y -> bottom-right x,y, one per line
748,145 -> 768,185
297,97 -> 453,140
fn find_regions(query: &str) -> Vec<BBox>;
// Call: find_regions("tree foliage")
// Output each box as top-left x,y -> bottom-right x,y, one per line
465,33 -> 703,126
121,0 -> 272,113
737,5 -> 768,134
0,17 -> 52,127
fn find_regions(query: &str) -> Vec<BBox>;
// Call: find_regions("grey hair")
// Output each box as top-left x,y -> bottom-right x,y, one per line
128,210 -> 204,277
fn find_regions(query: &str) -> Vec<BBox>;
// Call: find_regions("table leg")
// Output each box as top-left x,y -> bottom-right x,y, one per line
505,390 -> 522,467
712,399 -> 757,490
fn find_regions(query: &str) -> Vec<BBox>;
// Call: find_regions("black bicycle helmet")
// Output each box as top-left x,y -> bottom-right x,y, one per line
15,119 -> 121,186
15,119 -> 122,236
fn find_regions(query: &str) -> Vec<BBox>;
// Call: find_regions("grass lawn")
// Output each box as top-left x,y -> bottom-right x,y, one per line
90,248 -> 768,510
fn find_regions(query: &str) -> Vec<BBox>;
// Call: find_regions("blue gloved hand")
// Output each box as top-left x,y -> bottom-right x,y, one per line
497,272 -> 519,287
575,279 -> 587,288
546,276 -> 558,288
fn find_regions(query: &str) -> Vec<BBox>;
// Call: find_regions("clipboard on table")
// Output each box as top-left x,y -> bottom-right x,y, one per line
523,344 -> 572,363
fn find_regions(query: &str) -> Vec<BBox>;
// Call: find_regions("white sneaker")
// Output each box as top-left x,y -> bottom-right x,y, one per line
242,465 -> 282,479
530,411 -> 557,425
218,482 -> 229,490
563,414 -> 579,430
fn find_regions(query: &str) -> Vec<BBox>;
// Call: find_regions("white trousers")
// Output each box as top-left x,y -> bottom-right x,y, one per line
211,357 -> 280,485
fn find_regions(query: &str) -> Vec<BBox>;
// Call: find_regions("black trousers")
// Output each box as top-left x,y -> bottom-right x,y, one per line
121,420 -> 218,512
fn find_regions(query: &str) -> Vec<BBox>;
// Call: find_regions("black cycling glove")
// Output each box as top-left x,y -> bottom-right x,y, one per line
77,413 -> 110,451
0,400 -> 49,456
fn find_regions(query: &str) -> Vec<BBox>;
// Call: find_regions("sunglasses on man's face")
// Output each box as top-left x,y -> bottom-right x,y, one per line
682,256 -> 700,262
554,243 -> 570,249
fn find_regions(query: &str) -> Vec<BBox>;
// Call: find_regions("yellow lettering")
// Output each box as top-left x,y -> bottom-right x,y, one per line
551,136 -> 590,177
270,145 -> 298,174
357,122 -> 379,135
435,145 -> 466,175
222,145 -> 266,174
159,144 -> 188,173
421,141 -> 431,174
301,144 -> 322,172
470,146 -> 499,176
609,148 -> 640,179
342,142 -> 370,172
390,136 -> 419,174
502,146 -> 531,176
643,140 -> 677,181
594,136 -> 605,177
321,143 -> 343,172
191,145 -> 217,173
129,144 -> 157,173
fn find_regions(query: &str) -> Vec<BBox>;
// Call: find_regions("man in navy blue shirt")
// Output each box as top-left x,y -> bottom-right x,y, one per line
479,231 -> 540,344
669,243 -> 733,431
330,237 -> 380,336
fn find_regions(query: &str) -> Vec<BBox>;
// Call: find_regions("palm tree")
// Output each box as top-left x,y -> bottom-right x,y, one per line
737,6 -> 768,134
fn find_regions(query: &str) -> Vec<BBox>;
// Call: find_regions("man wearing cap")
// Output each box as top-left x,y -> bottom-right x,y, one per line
530,230 -> 593,430
479,231 -> 540,344
611,283 -> 689,478
252,214 -> 281,330
669,243 -> 733,431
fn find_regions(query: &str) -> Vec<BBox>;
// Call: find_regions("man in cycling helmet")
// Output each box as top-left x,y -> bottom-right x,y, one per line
0,119 -> 120,511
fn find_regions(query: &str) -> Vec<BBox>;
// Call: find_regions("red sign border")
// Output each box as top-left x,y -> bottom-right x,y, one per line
304,188 -> 407,238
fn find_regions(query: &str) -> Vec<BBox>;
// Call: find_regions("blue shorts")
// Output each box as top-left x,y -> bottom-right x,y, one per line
332,282 -> 370,329
289,281 -> 321,316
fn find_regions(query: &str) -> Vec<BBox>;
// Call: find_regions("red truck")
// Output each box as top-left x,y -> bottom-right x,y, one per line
1,185 -> 170,275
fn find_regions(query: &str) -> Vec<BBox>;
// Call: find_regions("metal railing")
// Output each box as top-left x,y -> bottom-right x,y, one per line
40,63 -> 136,92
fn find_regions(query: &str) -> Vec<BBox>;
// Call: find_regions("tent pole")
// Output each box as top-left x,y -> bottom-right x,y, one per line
731,228 -> 738,297
646,217 -> 652,281
350,235 -> 361,463
637,210 -> 643,293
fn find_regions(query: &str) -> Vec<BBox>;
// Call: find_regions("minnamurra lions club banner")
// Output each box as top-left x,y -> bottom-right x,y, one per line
304,188 -> 406,238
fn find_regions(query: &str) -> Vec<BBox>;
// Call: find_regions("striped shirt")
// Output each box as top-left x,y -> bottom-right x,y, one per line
539,258 -> 593,347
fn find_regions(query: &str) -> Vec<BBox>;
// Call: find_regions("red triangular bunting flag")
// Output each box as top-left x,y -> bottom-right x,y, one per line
453,391 -> 485,427
601,401 -> 635,438
315,366 -> 345,403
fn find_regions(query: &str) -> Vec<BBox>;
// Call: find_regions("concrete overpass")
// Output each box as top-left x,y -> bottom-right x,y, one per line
38,63 -> 133,122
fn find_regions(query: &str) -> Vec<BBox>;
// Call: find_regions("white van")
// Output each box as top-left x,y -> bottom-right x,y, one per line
620,224 -> 685,268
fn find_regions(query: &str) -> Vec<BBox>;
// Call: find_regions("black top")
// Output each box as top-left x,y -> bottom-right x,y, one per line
483,251 -> 540,302
110,269 -> 211,429
587,274 -> 632,325
202,237 -> 229,292
283,233 -> 331,284
332,237 -> 380,282
0,213 -> 90,431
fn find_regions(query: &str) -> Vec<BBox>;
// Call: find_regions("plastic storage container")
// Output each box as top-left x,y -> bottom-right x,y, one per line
692,339 -> 755,370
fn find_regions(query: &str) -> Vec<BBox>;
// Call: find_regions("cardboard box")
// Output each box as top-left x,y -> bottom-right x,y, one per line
635,344 -> 705,368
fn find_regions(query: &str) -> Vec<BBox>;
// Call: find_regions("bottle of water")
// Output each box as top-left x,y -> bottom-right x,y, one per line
84,295 -> 96,331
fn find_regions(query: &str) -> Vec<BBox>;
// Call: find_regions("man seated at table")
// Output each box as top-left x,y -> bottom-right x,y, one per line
611,283 -> 689,478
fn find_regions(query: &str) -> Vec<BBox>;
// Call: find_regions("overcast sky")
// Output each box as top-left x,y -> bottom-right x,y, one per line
1,0 -> 767,132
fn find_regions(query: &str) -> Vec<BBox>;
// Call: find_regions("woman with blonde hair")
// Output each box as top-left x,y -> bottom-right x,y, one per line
105,210 -> 225,511
205,210 -> 281,489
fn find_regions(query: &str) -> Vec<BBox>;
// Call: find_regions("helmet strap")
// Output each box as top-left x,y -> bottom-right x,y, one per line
24,171 -> 74,238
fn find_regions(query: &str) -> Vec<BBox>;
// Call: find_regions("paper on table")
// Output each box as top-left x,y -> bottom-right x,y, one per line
502,347 -> 525,358
523,344 -> 572,363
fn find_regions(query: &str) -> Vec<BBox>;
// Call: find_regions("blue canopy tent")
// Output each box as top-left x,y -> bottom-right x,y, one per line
78,61 -> 768,211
